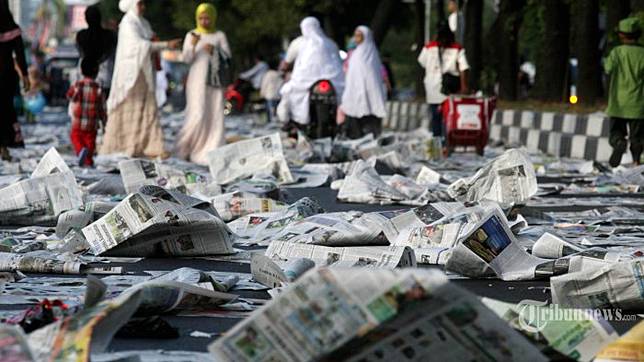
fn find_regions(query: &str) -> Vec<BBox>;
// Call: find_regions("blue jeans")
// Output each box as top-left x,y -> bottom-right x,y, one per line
266,99 -> 278,123
429,104 -> 443,139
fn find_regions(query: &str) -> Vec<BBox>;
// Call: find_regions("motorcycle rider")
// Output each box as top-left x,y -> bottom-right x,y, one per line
277,17 -> 344,133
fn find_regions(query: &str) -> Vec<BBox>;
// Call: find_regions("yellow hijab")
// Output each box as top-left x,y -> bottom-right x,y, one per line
195,3 -> 217,34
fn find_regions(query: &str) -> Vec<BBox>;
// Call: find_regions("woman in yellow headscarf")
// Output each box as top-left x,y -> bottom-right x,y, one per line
176,2 -> 231,165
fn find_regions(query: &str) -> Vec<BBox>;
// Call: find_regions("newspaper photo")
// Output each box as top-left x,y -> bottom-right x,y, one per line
209,267 -> 546,362
82,191 -> 235,257
119,159 -> 211,195
250,253 -> 315,288
207,133 -> 294,185
211,191 -> 287,222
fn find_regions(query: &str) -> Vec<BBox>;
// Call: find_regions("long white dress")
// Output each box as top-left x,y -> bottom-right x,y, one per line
176,30 -> 230,165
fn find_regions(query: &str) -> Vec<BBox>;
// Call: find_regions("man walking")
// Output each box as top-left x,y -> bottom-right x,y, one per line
604,17 -> 644,167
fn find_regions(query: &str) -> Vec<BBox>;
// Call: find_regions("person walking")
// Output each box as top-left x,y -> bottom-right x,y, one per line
340,26 -> 387,139
260,59 -> 283,123
76,5 -> 117,96
100,0 -> 181,158
67,58 -> 106,167
175,3 -> 230,165
605,17 -> 644,167
417,24 -> 469,140
0,0 -> 28,161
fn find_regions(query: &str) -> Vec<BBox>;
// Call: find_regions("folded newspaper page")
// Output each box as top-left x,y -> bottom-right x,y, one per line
531,233 -> 585,259
0,324 -> 35,361
446,208 -> 565,280
251,253 -> 315,288
211,191 -> 287,222
31,147 -> 72,178
209,267 -> 546,361
447,148 -> 537,207
0,251 -> 82,274
336,160 -> 409,204
227,197 -> 324,244
82,190 -> 235,257
595,320 -> 644,362
551,258 -> 644,309
265,240 -> 416,269
119,159 -> 214,196
269,211 -> 391,247
482,297 -> 618,362
207,133 -> 294,185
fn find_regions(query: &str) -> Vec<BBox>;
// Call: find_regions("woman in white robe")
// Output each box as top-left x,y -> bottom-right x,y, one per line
340,26 -> 387,139
176,3 -> 230,165
278,17 -> 344,127
100,0 -> 180,157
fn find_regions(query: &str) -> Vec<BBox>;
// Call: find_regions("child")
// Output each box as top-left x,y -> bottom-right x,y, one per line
24,65 -> 48,122
260,59 -> 283,123
66,58 -> 106,167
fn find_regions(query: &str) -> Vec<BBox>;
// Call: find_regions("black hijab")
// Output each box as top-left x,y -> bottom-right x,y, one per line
76,5 -> 116,62
0,0 -> 19,33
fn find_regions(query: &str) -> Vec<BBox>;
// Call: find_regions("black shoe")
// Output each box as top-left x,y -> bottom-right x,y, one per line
609,147 -> 625,168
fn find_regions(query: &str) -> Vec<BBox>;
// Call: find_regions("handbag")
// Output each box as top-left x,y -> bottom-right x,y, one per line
437,46 -> 460,95
207,46 -> 232,88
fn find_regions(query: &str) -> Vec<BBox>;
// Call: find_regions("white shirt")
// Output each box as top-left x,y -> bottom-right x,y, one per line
260,70 -> 283,100
239,61 -> 269,89
417,41 -> 469,104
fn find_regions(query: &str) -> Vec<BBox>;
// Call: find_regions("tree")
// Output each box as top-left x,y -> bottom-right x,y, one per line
534,0 -> 570,102
496,0 -> 526,101
370,0 -> 400,46
415,0 -> 426,97
463,0 -> 483,91
571,0 -> 602,104
435,0 -> 446,25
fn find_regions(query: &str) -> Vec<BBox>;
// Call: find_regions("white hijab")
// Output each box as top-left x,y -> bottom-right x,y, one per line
107,0 -> 155,112
281,17 -> 344,124
341,26 -> 387,118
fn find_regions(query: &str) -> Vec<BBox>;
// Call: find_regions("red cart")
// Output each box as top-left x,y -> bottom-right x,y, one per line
442,95 -> 495,156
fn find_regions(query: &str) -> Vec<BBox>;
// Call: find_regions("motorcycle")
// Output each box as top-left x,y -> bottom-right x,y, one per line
306,79 -> 337,139
224,78 -> 253,115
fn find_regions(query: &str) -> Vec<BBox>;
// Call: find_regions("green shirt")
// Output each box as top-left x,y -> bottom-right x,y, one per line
604,44 -> 644,119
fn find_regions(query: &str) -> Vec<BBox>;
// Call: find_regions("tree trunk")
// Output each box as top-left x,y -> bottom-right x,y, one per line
534,0 -> 570,102
605,0 -> 630,54
370,0 -> 399,46
415,0 -> 426,98
463,0 -> 482,91
497,0 -> 525,101
571,0 -> 602,104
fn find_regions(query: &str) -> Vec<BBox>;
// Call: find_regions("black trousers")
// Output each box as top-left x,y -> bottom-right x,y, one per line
0,75 -> 23,148
341,115 -> 383,139
609,117 -> 644,163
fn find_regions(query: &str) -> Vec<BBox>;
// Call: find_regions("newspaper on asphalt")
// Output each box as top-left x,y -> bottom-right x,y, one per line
211,191 -> 287,222
446,207 -> 568,280
0,148 -> 83,226
447,148 -> 538,207
531,232 -> 586,259
209,267 -> 546,361
119,159 -> 212,195
551,258 -> 644,309
227,197 -> 324,244
482,297 -> 618,362
0,251 -> 83,274
269,211 -> 392,246
265,239 -> 416,269
82,188 -> 235,257
250,253 -> 316,288
207,133 -> 294,185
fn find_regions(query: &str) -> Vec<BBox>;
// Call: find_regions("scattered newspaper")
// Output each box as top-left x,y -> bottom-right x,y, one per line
336,160 -> 410,205
531,232 -> 585,259
119,159 -> 212,195
82,190 -> 235,257
250,253 -> 315,288
270,211 -> 391,247
446,208 -> 566,280
447,148 -> 537,207
265,240 -> 416,269
0,149 -> 83,226
595,320 -> 644,362
551,258 -> 644,309
482,297 -> 618,362
209,267 -> 546,361
207,133 -> 294,185
0,251 -> 82,274
211,191 -> 287,222
227,197 -> 324,244
415,165 -> 441,185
